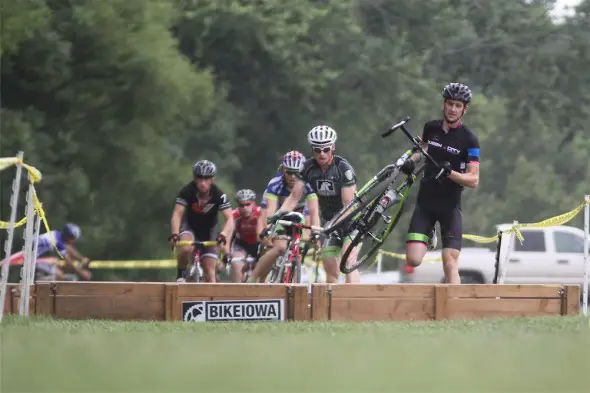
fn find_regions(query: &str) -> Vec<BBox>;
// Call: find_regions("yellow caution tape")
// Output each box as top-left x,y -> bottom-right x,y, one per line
0,156 -> 62,258
462,233 -> 499,244
88,260 -> 176,269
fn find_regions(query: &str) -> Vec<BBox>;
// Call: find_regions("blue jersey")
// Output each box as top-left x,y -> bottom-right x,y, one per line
260,175 -> 317,214
35,230 -> 67,257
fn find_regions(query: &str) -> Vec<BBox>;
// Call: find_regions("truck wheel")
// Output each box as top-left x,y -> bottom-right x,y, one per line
459,271 -> 484,284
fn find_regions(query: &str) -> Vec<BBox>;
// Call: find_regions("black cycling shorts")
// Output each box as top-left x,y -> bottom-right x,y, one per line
179,222 -> 218,260
407,203 -> 463,250
230,237 -> 260,259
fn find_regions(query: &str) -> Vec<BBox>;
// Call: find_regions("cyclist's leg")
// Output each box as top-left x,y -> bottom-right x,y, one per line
198,229 -> 219,283
321,233 -> 342,283
439,206 -> 463,284
249,236 -> 288,283
405,204 -> 437,267
341,231 -> 361,283
176,226 -> 195,280
229,239 -> 247,283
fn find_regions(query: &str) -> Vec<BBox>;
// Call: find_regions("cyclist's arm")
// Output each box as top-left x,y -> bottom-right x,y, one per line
341,185 -> 356,207
276,179 -> 305,214
449,142 -> 480,188
306,195 -> 320,229
170,204 -> 185,236
65,244 -> 87,263
449,163 -> 479,188
219,208 -> 235,240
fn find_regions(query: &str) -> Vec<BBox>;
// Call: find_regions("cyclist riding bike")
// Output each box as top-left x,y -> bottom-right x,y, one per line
169,160 -> 234,283
401,82 -> 480,284
248,151 -> 320,283
267,126 -> 361,284
7,223 -> 91,281
228,189 -> 261,282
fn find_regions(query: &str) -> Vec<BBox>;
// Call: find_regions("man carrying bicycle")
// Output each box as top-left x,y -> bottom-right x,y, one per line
266,127 -> 361,284
169,160 -> 234,283
228,189 -> 261,282
401,82 -> 480,284
248,151 -> 319,283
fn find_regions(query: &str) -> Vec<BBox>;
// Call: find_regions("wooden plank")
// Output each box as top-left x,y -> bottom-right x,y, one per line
291,285 -> 309,321
165,284 -> 179,321
55,282 -> 165,296
35,283 -> 54,317
8,285 -> 18,314
330,298 -> 434,321
177,283 -> 287,298
311,284 -> 329,320
434,285 -> 448,320
446,298 -> 561,319
564,285 -> 580,315
330,284 -> 435,298
446,284 -> 563,299
54,296 -> 165,321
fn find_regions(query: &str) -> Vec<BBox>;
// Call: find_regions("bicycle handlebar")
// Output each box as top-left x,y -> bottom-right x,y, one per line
275,220 -> 325,233
191,240 -> 219,247
382,116 -> 442,170
381,116 -> 411,138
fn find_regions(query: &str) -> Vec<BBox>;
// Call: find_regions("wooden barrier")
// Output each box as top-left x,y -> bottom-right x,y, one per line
35,282 -> 167,320
29,282 -> 309,321
2,282 -> 580,322
2,284 -> 35,316
310,284 -> 580,321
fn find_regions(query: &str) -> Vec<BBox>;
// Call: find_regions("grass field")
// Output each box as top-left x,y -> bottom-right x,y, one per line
1,315 -> 589,392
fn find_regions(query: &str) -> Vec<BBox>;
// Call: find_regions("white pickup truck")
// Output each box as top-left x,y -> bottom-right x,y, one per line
400,224 -> 589,289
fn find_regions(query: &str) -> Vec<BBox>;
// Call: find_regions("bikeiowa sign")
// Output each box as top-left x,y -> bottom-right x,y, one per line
182,299 -> 285,322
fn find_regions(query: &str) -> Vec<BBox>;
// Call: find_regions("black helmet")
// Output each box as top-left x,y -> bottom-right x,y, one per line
442,82 -> 472,104
193,160 -> 217,177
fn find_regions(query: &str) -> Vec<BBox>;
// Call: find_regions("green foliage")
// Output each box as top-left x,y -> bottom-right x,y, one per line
1,0 -> 588,276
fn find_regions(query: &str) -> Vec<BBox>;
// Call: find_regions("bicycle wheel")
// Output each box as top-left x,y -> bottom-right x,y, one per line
323,167 -> 401,235
340,192 -> 408,274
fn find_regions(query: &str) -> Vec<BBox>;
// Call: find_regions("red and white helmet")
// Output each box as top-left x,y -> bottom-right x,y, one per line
281,150 -> 306,172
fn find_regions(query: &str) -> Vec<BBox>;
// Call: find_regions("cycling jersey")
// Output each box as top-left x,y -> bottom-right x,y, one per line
9,230 -> 67,264
299,156 -> 356,222
176,182 -> 231,234
417,120 -> 480,207
260,175 -> 317,213
232,206 -> 261,245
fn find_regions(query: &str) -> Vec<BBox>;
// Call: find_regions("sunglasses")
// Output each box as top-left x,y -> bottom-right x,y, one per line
312,146 -> 332,154
284,171 -> 299,176
238,202 -> 253,207
195,176 -> 214,180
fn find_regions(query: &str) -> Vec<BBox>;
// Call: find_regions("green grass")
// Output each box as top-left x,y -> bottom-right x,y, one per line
1,315 -> 589,392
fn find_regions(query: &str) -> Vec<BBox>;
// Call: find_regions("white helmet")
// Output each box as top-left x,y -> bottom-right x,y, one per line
236,189 -> 256,202
307,125 -> 337,147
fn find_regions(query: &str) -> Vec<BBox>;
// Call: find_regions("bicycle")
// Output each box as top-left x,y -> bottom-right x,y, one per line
223,253 -> 258,283
181,240 -> 220,283
321,116 -> 444,274
265,217 -> 324,284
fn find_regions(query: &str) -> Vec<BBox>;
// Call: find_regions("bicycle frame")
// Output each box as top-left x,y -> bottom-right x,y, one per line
268,219 -> 324,283
184,240 -> 218,282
